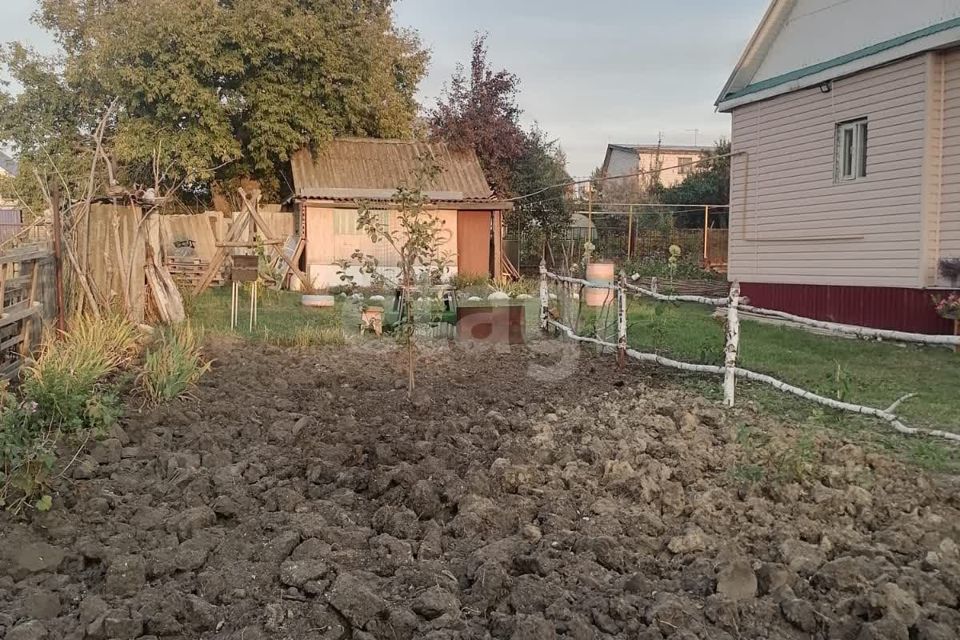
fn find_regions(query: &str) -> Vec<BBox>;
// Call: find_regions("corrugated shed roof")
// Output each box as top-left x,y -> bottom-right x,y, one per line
292,138 -> 496,202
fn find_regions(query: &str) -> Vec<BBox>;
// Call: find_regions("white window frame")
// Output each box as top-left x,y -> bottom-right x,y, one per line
835,118 -> 868,182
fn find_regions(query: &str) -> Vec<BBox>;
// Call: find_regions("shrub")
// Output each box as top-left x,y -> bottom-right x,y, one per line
139,323 -> 211,404
450,273 -> 492,291
1,314 -> 139,512
21,314 -> 139,432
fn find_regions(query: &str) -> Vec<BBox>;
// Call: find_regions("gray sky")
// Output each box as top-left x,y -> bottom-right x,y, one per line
0,0 -> 768,177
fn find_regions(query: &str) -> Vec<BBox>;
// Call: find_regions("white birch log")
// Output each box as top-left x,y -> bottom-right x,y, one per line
623,280 -> 727,306
617,271 -> 627,368
723,281 -> 741,407
545,317 -> 960,445
737,302 -> 960,346
544,270 -> 618,290
539,260 -> 549,332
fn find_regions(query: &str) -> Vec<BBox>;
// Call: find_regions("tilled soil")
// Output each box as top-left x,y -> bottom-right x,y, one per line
2,339 -> 960,640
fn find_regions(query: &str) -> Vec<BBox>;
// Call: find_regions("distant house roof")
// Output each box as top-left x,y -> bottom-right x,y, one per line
607,143 -> 711,155
0,151 -> 18,177
601,143 -> 712,179
291,138 -> 511,208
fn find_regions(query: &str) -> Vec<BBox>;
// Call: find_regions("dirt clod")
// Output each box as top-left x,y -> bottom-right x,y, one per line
1,343 -> 958,639
715,557 -> 757,601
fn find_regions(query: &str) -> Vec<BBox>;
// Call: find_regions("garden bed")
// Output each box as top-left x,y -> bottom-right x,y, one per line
1,341 -> 959,639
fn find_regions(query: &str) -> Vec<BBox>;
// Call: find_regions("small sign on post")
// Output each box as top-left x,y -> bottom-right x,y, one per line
230,255 -> 259,330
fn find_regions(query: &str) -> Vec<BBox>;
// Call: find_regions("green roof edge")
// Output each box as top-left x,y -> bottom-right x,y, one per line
722,16 -> 960,103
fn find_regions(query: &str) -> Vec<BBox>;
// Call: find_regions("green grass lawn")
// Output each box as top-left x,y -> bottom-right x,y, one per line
186,287 -> 344,346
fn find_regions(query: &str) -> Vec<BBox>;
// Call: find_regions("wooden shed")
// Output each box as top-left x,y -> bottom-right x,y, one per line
291,139 -> 512,289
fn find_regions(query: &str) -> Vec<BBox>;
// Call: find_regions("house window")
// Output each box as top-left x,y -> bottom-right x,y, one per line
835,119 -> 868,181
677,157 -> 694,175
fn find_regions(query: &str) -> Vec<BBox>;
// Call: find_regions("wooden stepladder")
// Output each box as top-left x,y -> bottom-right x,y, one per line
193,188 -> 311,296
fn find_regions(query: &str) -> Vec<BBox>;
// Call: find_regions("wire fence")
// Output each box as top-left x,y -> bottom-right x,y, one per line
505,205 -> 728,274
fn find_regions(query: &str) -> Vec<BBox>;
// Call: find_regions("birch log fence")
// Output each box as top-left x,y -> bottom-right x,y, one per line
538,261 -> 960,444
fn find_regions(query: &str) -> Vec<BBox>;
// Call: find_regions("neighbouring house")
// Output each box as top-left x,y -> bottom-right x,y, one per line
601,143 -> 712,192
0,151 -> 17,179
717,0 -> 960,334
291,139 -> 513,289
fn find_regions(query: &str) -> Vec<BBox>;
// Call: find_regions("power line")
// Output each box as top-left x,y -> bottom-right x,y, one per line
509,151 -> 742,202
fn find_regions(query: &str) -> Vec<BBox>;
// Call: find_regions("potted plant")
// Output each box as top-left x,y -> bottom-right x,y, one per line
939,258 -> 960,287
300,270 -> 335,307
933,292 -> 960,320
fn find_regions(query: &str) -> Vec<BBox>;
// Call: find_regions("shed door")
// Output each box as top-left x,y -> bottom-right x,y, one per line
457,211 -> 492,277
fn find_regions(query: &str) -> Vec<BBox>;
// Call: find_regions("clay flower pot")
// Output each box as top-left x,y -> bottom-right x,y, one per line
361,306 -> 384,336
301,294 -> 335,308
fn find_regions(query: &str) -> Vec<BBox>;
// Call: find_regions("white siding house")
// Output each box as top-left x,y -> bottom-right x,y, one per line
718,0 -> 960,333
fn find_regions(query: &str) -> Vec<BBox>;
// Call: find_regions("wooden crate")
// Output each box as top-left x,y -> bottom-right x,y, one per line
166,257 -> 224,287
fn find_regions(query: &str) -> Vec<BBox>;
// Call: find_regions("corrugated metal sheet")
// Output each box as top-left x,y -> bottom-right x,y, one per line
740,282 -> 958,334
0,208 -> 22,244
291,139 -> 495,202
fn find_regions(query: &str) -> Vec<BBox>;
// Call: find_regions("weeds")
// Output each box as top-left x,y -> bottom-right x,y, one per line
1,314 -> 139,512
139,324 -> 211,404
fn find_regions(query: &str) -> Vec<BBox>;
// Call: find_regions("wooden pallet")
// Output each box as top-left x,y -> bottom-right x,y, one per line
166,257 -> 225,287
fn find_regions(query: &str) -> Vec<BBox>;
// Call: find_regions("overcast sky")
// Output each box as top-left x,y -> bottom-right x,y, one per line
0,0 -> 768,177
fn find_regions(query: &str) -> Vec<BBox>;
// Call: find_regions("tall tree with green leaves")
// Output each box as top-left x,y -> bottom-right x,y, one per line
2,0 -> 429,202
658,139 -> 731,227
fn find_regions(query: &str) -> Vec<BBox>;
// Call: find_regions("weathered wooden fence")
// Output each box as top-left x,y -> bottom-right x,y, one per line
0,243 -> 56,380
539,263 -> 960,444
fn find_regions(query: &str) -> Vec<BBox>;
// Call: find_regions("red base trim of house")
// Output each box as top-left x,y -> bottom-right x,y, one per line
738,283 -> 958,335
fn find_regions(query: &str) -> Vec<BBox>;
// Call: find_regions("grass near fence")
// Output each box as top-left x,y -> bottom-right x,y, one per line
185,287 -> 344,346
573,298 -> 960,470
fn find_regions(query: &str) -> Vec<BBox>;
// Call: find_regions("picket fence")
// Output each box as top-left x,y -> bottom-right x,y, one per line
537,262 -> 960,444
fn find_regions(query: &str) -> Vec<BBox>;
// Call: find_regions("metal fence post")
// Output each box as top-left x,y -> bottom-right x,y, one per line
724,281 -> 741,407
539,259 -> 549,332
617,271 -> 627,368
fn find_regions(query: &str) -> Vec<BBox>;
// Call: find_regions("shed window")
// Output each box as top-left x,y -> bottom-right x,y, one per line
333,210 -> 388,235
677,157 -> 694,175
835,119 -> 867,181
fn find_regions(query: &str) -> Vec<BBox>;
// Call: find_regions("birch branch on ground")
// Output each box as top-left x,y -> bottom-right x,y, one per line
737,303 -> 960,346
545,317 -> 960,445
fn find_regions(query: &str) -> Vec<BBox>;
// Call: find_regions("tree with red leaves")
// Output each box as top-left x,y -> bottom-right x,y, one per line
428,34 -> 527,198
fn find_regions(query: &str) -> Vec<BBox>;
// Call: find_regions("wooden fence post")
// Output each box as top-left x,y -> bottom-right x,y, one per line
724,281 -> 741,407
539,259 -> 549,332
617,271 -> 627,368
650,277 -> 658,294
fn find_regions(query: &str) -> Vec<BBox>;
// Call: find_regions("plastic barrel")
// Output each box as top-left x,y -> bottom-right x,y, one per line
585,262 -> 615,308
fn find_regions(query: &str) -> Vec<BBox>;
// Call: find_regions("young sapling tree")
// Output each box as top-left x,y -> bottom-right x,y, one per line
355,157 -> 452,396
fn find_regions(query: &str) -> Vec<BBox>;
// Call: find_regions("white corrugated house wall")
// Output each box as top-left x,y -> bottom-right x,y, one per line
729,55 -> 930,288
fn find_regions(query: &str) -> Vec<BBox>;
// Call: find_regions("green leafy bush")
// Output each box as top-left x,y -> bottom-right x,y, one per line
139,323 -> 211,404
450,273 -> 492,291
